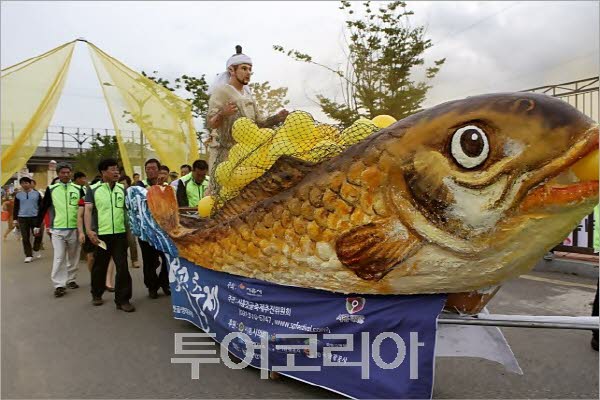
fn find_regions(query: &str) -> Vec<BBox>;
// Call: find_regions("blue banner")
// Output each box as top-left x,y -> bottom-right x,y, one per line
167,255 -> 446,399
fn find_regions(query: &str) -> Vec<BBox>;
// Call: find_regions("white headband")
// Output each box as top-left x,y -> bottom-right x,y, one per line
226,54 -> 252,68
208,54 -> 253,95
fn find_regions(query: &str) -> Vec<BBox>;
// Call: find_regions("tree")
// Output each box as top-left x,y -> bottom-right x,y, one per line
73,135 -> 122,178
273,1 -> 445,126
141,71 -> 210,119
249,81 -> 290,116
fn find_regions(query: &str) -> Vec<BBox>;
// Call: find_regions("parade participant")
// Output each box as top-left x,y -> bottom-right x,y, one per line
206,45 -> 289,187
133,173 -> 141,185
153,163 -> 175,296
136,158 -> 169,298
118,175 -> 140,268
170,164 -> 191,188
136,159 -> 160,188
38,163 -> 85,297
42,188 -> 52,238
76,172 -> 96,273
73,171 -> 88,188
180,164 -> 191,177
2,195 -> 15,241
74,172 -> 89,265
158,165 -> 170,185
11,188 -> 21,240
13,177 -> 43,262
176,159 -> 209,208
84,166 -> 119,295
30,178 -> 46,250
77,177 -> 105,285
85,159 -> 134,311
73,171 -> 90,264
77,197 -> 96,273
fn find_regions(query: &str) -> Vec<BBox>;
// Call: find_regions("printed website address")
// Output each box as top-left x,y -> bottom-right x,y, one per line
273,318 -> 331,333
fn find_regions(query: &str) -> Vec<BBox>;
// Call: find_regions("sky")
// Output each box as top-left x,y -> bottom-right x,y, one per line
1,0 -> 599,130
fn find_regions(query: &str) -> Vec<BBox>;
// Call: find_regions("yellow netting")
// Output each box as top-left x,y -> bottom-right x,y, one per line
1,41 -> 76,185
88,43 -> 199,177
212,110 -> 380,209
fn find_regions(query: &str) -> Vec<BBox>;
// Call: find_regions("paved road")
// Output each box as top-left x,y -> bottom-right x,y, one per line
1,230 -> 598,399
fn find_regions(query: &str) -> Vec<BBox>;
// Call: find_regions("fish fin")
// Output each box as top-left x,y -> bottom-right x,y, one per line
335,220 -> 421,280
214,156 -> 316,222
147,185 -> 197,238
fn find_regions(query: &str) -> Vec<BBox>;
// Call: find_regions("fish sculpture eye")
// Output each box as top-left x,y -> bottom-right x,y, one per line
450,124 -> 490,169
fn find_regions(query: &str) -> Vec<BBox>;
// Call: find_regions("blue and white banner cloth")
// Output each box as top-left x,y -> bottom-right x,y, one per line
126,186 -> 178,256
168,255 -> 446,399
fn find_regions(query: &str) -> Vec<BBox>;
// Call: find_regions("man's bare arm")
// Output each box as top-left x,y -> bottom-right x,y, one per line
208,102 -> 239,129
208,110 -> 224,129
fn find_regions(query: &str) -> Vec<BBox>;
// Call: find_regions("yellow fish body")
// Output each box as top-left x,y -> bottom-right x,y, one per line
148,93 -> 598,295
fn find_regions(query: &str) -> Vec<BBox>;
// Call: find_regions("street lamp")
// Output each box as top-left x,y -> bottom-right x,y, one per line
59,129 -> 91,152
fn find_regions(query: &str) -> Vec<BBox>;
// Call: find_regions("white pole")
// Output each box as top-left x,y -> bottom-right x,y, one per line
438,314 -> 599,331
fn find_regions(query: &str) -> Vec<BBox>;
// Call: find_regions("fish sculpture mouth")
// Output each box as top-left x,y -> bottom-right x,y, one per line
518,126 -> 599,213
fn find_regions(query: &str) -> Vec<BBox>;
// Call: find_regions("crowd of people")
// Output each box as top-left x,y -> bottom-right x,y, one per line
1,158 -> 209,314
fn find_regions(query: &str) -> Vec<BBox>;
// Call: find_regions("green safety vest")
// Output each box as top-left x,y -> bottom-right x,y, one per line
181,173 -> 209,207
48,182 -> 82,229
89,181 -> 126,235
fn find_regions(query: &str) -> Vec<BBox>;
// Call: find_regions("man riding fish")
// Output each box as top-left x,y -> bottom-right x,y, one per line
206,45 -> 289,192
146,92 -> 598,296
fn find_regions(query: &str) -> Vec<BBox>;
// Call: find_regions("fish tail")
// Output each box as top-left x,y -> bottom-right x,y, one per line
147,185 -> 181,236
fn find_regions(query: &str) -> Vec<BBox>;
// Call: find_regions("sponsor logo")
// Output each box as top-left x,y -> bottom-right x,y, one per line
346,297 -> 365,314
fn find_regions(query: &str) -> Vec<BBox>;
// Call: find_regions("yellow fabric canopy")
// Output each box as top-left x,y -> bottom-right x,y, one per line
1,40 -> 199,184
1,41 -> 75,184
88,43 -> 199,177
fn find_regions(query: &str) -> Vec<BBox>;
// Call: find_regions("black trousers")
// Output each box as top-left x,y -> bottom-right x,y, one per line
18,217 -> 42,257
139,238 -> 168,291
91,233 -> 132,304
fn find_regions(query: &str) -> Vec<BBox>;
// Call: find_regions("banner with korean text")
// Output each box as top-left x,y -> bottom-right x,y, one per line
167,255 -> 446,399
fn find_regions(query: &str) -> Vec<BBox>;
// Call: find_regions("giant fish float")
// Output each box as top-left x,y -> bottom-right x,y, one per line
145,93 -> 598,310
